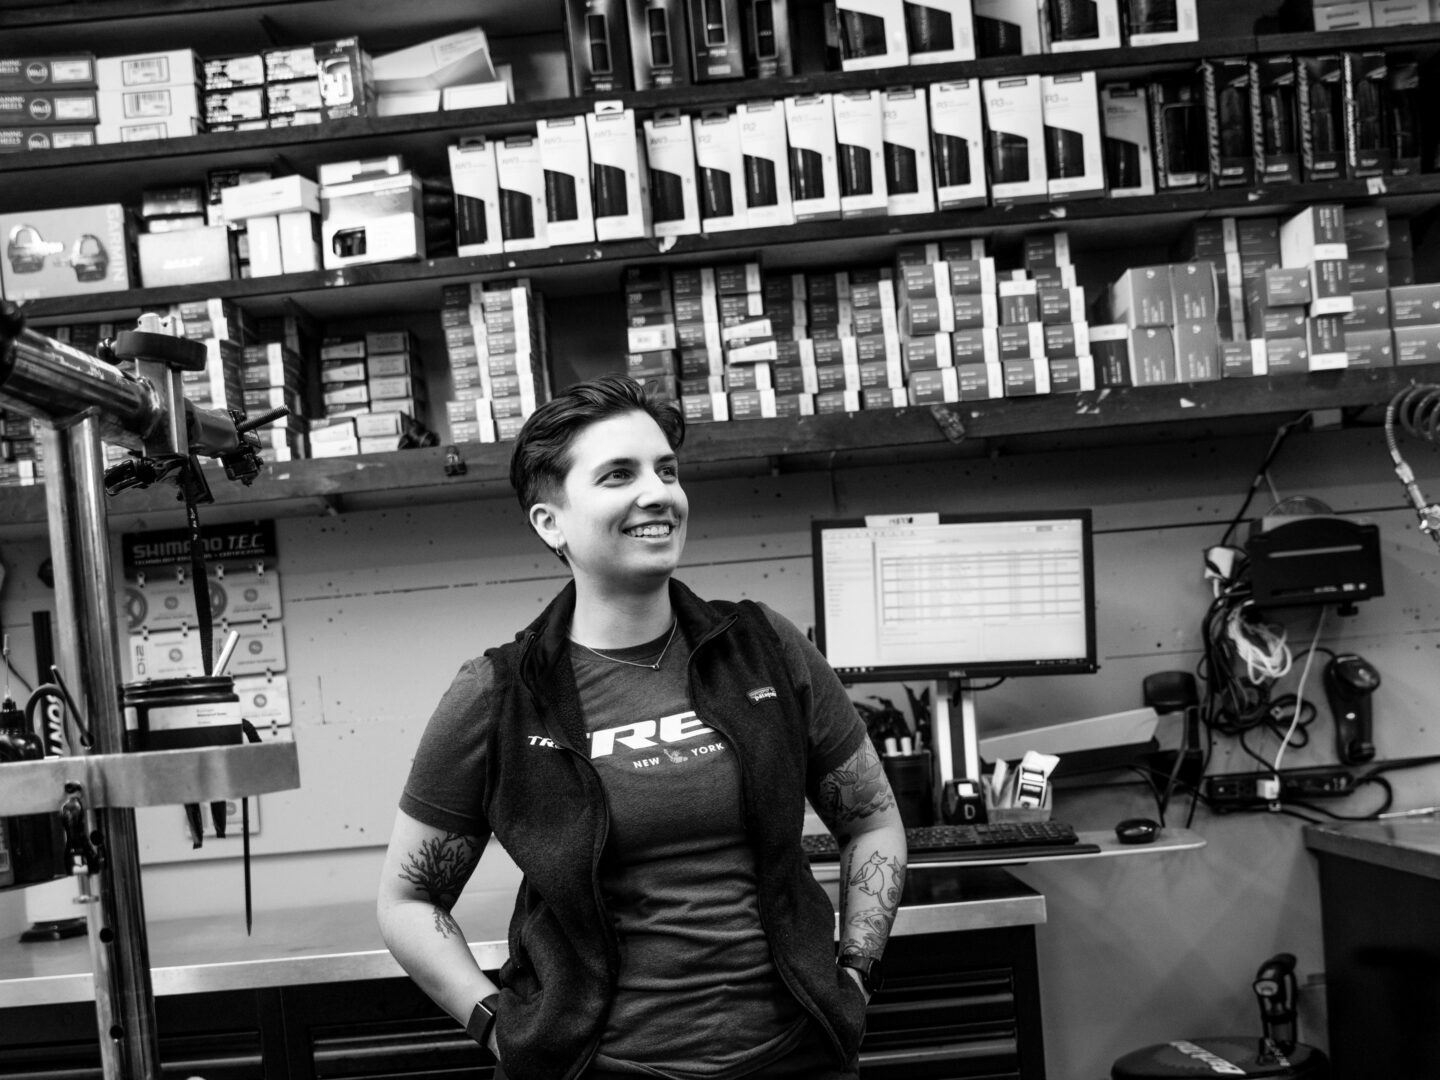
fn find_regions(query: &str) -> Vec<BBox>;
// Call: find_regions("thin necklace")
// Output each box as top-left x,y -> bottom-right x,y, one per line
572,620 -> 679,671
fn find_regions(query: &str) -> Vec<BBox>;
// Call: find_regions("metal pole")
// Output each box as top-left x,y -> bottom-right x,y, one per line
42,416 -> 162,1080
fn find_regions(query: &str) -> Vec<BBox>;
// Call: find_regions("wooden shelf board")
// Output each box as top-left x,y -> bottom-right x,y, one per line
4,363 -> 1436,538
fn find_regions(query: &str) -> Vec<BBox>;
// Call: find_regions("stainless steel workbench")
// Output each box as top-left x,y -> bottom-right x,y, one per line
0,864 -> 1046,1009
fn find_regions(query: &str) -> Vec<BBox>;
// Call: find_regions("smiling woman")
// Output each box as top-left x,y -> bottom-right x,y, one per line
376,374 -> 908,1080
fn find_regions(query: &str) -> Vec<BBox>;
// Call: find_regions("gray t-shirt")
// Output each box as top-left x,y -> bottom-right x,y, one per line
400,602 -> 866,1078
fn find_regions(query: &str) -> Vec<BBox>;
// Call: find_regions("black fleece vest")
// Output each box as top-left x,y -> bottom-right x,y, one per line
480,579 -> 867,1080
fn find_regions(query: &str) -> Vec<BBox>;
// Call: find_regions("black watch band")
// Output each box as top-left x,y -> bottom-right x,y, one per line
465,993 -> 501,1047
838,953 -> 885,995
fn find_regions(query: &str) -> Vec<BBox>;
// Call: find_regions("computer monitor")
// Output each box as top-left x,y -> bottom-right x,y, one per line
811,510 -> 1098,683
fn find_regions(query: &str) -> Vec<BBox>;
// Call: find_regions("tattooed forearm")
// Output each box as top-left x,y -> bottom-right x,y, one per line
396,832 -> 481,937
813,740 -> 898,838
840,850 -> 904,959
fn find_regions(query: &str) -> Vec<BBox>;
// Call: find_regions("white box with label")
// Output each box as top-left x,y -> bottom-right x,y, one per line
881,86 -> 935,216
982,74 -> 1047,203
833,89 -> 888,218
930,79 -> 987,209
784,93 -> 841,221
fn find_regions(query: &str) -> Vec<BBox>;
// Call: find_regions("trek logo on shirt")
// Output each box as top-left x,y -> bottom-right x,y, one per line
589,710 -> 717,760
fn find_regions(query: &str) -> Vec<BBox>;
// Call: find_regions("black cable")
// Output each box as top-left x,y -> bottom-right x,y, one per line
1128,765 -> 1167,826
1217,412 -> 1312,549
181,471 -> 215,678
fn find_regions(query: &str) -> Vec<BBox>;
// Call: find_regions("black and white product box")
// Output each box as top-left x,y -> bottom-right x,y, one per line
834,0 -> 908,71
496,135 -> 549,251
630,0 -> 692,88
982,75 -> 1047,203
644,112 -> 701,236
566,0 -> 632,93
1040,71 -> 1104,199
741,0 -> 794,78
693,109 -> 747,230
1126,0 -> 1197,45
1201,58 -> 1253,188
881,86 -> 935,216
1110,265 -> 1173,328
587,105 -> 652,240
1100,83 -> 1154,196
686,0 -> 746,79
1343,51 -> 1388,179
538,116 -> 595,245
1149,74 -> 1207,191
903,0 -> 975,64
1297,54 -> 1345,182
929,80 -> 987,209
1310,3 -> 1370,30
1373,0 -> 1429,25
1045,0 -> 1121,51
784,94 -> 841,221
204,55 -> 265,90
833,90 -> 887,218
275,208 -> 318,271
971,0 -> 1043,57
1250,55 -> 1300,185
137,226 -> 233,288
1387,58 -> 1421,177
320,172 -> 424,269
315,38 -> 374,121
736,99 -> 795,228
0,54 -> 96,91
1280,204 -> 1352,316
449,138 -> 504,257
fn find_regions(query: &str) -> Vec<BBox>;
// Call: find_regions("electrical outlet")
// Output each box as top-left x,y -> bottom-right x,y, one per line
1206,766 -> 1356,809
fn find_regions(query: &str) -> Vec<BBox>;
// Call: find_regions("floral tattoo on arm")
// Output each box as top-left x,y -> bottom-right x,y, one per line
396,832 -> 482,938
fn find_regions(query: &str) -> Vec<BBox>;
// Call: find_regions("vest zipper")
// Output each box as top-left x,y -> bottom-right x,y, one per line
519,629 -> 618,1080
686,615 -> 847,1061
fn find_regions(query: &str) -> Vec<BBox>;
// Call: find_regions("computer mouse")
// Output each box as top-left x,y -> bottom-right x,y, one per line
1115,818 -> 1160,845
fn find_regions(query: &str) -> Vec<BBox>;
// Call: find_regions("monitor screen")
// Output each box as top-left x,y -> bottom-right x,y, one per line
811,511 -> 1098,682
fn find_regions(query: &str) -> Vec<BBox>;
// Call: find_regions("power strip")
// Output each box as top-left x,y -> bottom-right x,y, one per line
1206,766 -> 1356,808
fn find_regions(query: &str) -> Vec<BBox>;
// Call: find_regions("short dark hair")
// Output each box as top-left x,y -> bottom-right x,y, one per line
509,374 -> 686,518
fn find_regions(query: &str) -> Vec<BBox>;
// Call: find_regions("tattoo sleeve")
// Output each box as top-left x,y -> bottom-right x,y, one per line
811,738 -> 907,963
396,832 -> 483,938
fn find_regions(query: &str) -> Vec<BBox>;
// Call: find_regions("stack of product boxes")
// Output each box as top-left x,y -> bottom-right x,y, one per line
97,49 -> 203,144
204,38 -> 374,130
252,310 -> 321,457
313,331 -> 430,456
218,175 -> 322,278
263,46 -> 323,129
443,279 -> 549,444
0,406 -> 39,487
624,268 -> 682,405
172,299 -> 249,441
136,183 -> 236,290
1310,1 -> 1433,30
0,52 -> 98,152
1101,256 -> 1221,388
1275,205 -> 1354,374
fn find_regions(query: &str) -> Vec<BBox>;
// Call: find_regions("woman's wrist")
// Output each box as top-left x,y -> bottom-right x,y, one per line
466,993 -> 502,1049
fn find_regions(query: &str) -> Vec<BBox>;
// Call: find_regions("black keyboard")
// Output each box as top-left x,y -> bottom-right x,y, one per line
801,821 -> 1101,864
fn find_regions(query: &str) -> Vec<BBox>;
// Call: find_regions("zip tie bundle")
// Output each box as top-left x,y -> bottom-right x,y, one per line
1227,604 -> 1293,684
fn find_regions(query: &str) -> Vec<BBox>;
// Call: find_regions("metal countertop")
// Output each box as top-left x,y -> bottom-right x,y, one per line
0,865 -> 1044,1008
1304,812 -> 1440,883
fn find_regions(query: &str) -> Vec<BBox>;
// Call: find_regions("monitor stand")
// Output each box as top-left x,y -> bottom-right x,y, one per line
931,679 -> 982,821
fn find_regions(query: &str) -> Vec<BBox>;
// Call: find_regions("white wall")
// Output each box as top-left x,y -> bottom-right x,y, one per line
3,421 -> 1438,1078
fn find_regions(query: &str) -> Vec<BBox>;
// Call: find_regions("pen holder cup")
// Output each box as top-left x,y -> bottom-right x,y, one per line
983,781 -> 1053,824
881,751 -> 934,828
